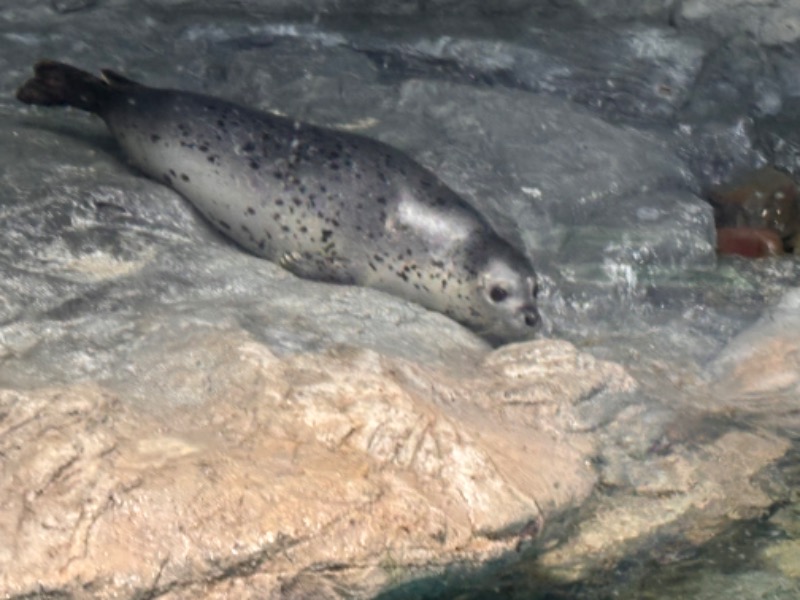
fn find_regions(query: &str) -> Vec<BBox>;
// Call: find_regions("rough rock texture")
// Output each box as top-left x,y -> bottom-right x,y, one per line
678,0 -> 800,45
2,0 -> 800,598
706,287 -> 800,426
1,337 -> 617,598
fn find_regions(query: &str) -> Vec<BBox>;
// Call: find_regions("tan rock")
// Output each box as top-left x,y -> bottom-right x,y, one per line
0,334 -> 611,598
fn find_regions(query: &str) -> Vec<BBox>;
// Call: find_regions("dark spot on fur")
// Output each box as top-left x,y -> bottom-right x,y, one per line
246,207 -> 256,215
376,196 -> 387,205
218,220 -> 230,230
250,160 -> 260,170
258,239 -> 266,250
151,134 -> 160,142
243,141 -> 255,153
181,174 -> 190,182
169,169 -> 176,176
321,230 -> 333,243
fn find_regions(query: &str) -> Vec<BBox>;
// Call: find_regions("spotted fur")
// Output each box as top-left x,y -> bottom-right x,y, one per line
17,60 -> 540,342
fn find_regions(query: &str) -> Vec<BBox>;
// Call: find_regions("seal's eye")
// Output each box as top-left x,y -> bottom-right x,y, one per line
489,285 -> 509,303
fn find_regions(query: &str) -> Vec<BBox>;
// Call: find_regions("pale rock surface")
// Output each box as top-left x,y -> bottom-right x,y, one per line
1,335 -> 621,598
706,287 -> 800,424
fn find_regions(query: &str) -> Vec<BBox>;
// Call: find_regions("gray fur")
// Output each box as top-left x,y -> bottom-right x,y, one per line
17,62 -> 540,342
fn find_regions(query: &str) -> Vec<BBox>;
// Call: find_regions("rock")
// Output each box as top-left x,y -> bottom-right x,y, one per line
706,287 -> 800,425
537,422 -> 789,580
2,1 -> 800,597
677,0 -> 800,46
709,167 -> 800,240
0,336 -> 615,598
50,0 -> 98,13
716,227 -> 784,258
138,0 -> 536,16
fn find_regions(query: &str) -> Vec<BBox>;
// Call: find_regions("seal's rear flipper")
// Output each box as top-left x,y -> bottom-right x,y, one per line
16,60 -> 112,114
101,68 -> 143,87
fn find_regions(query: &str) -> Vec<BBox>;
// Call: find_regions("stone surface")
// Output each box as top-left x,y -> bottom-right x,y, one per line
678,0 -> 800,46
0,337 -> 613,598
1,1 -> 800,598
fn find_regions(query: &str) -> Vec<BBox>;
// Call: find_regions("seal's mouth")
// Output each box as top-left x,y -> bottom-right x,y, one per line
476,306 -> 541,346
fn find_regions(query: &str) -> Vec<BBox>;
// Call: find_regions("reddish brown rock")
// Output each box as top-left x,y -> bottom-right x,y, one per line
709,166 -> 800,240
716,226 -> 784,258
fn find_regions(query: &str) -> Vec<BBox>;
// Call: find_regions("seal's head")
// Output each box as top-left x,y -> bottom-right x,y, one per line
473,245 -> 540,344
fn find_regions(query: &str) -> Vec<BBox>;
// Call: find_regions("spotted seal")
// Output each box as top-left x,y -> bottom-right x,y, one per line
16,60 -> 540,342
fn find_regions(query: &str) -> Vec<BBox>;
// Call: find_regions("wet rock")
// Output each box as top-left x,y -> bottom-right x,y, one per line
343,21 -> 707,122
569,0 -> 678,21
538,428 -> 789,580
677,0 -> 800,45
139,0 -> 537,16
2,1 -> 800,597
709,167 -> 799,236
756,101 -> 800,180
50,0 -> 98,13
706,287 -> 800,426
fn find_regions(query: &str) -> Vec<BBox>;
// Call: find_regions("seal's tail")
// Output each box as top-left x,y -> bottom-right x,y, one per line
16,60 -> 140,114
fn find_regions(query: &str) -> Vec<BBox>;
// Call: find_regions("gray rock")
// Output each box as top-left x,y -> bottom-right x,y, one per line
2,2 -> 800,598
677,0 -> 800,46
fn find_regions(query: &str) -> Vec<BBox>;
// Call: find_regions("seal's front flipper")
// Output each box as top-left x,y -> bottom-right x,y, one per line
16,60 -> 112,114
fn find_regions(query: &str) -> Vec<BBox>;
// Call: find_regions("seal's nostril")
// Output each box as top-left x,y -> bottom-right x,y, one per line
523,309 -> 539,327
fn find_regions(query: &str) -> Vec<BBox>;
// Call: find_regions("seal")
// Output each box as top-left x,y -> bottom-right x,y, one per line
17,60 -> 540,342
